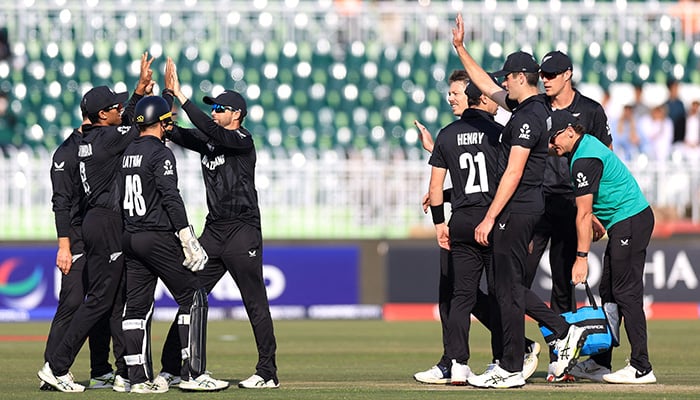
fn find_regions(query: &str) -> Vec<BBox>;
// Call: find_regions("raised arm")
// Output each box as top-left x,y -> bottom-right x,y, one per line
452,14 -> 509,110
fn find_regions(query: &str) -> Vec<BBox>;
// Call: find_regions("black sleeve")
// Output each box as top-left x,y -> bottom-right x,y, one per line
181,100 -> 254,150
571,157 -> 603,197
589,105 -> 613,147
443,188 -> 452,203
50,146 -> 74,238
169,125 -> 211,154
122,92 -> 144,125
153,147 -> 189,231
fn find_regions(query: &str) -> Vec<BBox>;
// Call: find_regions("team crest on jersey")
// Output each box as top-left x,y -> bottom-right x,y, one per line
576,172 -> 589,188
163,159 -> 174,176
518,123 -> 531,140
53,161 -> 65,171
118,126 -> 131,136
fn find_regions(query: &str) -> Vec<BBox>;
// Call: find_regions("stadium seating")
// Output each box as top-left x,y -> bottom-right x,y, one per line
0,2 -> 695,155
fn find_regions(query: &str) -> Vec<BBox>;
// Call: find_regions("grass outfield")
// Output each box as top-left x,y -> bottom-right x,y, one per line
2,320 -> 699,399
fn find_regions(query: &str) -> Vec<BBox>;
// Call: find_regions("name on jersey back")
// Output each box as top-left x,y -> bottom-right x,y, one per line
457,131 -> 485,146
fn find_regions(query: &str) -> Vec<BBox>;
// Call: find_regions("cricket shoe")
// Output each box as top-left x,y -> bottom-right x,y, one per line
39,380 -> 56,391
180,373 -> 230,391
546,362 -> 575,382
523,341 -> 541,380
131,380 -> 169,394
413,364 -> 450,384
37,362 -> 85,393
551,325 -> 587,378
112,375 -> 131,392
89,371 -> 115,389
569,358 -> 610,382
603,363 -> 657,384
238,374 -> 280,389
153,371 -> 181,388
467,364 -> 526,389
450,360 -> 473,386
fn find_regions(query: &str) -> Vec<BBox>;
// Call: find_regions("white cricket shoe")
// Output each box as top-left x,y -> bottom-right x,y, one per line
546,362 -> 575,382
112,375 -> 131,392
523,341 -> 541,380
180,373 -> 230,391
154,371 -> 181,389
467,364 -> 526,388
551,325 -> 587,378
89,371 -> 115,389
570,358 -> 611,382
238,374 -> 280,389
131,380 -> 169,393
37,362 -> 85,393
603,363 -> 657,384
413,365 -> 450,384
450,360 -> 473,386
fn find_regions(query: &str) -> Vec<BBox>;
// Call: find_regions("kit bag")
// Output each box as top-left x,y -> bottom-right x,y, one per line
540,281 -> 613,356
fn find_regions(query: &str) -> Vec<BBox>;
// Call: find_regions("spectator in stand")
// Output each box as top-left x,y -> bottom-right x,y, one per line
610,104 -> 642,162
638,103 -> 673,161
682,100 -> 700,161
665,78 -> 686,144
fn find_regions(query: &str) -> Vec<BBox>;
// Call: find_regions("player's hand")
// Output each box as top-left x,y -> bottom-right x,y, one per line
571,258 -> 589,285
592,217 -> 606,242
474,216 -> 494,246
414,120 -> 434,153
452,13 -> 465,50
136,52 -> 155,95
435,223 -> 450,251
421,192 -> 430,214
55,239 -> 72,275
177,225 -> 208,272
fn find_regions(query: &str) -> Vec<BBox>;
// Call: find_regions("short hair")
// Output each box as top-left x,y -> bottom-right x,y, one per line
448,70 -> 469,85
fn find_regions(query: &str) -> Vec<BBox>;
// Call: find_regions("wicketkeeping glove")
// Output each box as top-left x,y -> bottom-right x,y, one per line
176,225 -> 208,272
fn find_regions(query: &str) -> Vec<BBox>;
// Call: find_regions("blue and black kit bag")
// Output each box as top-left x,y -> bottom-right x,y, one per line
540,281 -> 613,356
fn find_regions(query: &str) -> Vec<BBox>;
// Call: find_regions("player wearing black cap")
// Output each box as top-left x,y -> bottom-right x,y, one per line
119,96 -> 228,393
530,50 -> 614,382
44,106 -> 114,390
38,53 -> 154,393
426,78 -> 502,385
415,73 -> 541,385
452,14 -> 586,388
162,57 -> 279,388
549,109 -> 656,385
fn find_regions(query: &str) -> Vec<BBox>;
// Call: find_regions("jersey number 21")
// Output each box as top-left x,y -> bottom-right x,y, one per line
459,152 -> 489,194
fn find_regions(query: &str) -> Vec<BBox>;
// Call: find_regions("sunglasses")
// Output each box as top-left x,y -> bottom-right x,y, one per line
540,71 -> 560,80
103,103 -> 122,112
211,104 -> 236,113
549,128 -> 567,144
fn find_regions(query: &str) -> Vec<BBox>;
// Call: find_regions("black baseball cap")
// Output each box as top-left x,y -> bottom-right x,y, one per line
465,73 -> 499,100
548,109 -> 579,136
540,51 -> 573,74
81,85 -> 128,115
492,51 -> 539,77
203,90 -> 247,117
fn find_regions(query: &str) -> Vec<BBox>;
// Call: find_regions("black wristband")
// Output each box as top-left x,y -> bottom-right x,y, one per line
576,251 -> 588,258
430,204 -> 445,225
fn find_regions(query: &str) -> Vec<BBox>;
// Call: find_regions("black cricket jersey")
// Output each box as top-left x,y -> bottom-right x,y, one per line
541,90 -> 612,195
51,129 -> 86,238
168,100 -> 260,226
78,124 -> 138,212
429,108 -> 502,211
500,95 -> 550,214
119,135 -> 189,233
78,93 -> 141,212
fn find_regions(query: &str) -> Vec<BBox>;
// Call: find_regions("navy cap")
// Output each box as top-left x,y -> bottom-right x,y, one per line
540,51 -> 573,74
492,51 -> 539,77
548,109 -> 579,136
203,90 -> 247,117
465,73 -> 499,100
81,86 -> 128,115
